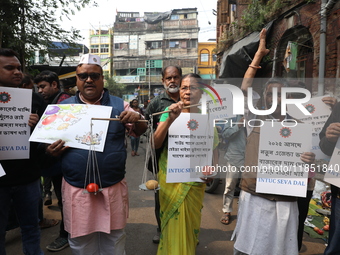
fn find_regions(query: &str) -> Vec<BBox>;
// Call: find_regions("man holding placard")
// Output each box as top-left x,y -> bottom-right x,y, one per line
231,29 -> 315,255
44,54 -> 147,254
0,48 -> 46,254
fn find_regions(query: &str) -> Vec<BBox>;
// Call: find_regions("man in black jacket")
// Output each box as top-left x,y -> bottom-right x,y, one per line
34,70 -> 71,252
144,65 -> 182,243
0,48 -> 46,254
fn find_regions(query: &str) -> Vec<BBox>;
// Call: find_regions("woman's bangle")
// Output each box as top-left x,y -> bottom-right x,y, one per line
249,65 -> 261,69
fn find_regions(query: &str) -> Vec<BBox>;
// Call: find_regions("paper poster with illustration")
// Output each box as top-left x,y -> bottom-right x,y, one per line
29,104 -> 112,152
324,138 -> 340,188
166,113 -> 214,183
256,122 -> 312,197
0,87 -> 32,160
287,96 -> 332,160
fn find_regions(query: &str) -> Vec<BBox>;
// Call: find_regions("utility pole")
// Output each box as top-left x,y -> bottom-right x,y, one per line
148,49 -> 151,100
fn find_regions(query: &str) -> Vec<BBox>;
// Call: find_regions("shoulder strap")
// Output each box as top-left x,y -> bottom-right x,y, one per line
51,92 -> 63,104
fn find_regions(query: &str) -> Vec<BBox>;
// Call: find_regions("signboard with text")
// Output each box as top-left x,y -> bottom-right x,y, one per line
0,87 -> 32,160
206,84 -> 234,120
167,113 -> 214,183
324,138 -> 340,188
288,96 -> 331,160
256,122 -> 312,197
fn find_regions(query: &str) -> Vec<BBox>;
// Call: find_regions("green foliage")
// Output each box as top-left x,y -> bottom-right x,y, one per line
240,0 -> 287,33
104,75 -> 128,98
241,0 -> 285,31
0,0 -> 97,69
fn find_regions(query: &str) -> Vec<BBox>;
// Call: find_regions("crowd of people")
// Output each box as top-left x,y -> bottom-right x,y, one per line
0,26 -> 340,255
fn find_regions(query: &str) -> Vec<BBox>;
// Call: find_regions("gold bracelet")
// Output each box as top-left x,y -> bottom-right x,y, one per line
249,65 -> 261,69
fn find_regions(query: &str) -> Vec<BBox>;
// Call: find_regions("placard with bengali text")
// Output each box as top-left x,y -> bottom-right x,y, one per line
167,113 -> 214,183
0,87 -> 32,160
256,121 -> 312,197
324,138 -> 340,188
205,83 -> 234,120
288,96 -> 332,160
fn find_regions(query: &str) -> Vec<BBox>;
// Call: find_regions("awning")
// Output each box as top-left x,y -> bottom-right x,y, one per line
219,21 -> 273,78
58,71 -> 76,80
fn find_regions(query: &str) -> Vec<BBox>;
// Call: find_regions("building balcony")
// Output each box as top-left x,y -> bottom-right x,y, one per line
163,19 -> 198,29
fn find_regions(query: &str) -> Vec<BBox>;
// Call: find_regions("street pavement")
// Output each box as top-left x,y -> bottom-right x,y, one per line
5,139 -> 327,254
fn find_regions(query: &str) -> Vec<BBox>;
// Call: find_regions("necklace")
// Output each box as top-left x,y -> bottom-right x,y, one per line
79,91 -> 104,105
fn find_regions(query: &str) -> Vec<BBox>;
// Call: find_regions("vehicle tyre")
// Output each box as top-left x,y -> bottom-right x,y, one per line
205,178 -> 220,193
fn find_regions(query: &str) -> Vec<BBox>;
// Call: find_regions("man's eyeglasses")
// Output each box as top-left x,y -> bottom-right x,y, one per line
76,73 -> 101,81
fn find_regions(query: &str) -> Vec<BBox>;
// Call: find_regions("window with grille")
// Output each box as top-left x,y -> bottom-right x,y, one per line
187,40 -> 197,48
91,37 -> 99,44
137,68 -> 146,75
146,41 -> 162,49
90,44 -> 99,53
146,60 -> 162,68
114,43 -> 129,50
101,44 -> 109,53
201,53 -> 209,62
100,36 -> 109,43
169,41 -> 179,48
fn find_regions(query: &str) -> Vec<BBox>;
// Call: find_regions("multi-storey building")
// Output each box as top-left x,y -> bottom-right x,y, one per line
113,8 -> 199,100
198,41 -> 217,80
88,28 -> 114,76
215,0 -> 340,97
29,42 -> 88,92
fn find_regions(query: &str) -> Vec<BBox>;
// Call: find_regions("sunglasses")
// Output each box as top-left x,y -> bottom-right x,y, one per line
76,72 -> 101,81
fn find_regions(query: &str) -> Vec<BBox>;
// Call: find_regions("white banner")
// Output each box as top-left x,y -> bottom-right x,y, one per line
0,87 -> 32,160
324,138 -> 340,188
167,113 -> 214,183
256,122 -> 312,197
288,96 -> 331,160
207,83 -> 234,120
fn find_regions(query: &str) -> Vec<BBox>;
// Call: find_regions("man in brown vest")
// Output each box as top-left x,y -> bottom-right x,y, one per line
232,29 -> 315,255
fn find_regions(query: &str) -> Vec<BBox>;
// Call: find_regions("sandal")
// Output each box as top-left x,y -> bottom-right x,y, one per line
220,213 -> 231,225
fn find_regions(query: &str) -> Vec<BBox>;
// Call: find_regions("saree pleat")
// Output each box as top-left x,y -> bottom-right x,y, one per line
157,147 -> 205,255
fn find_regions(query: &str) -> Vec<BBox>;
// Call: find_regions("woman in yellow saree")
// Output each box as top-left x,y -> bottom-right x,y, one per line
153,73 -> 219,255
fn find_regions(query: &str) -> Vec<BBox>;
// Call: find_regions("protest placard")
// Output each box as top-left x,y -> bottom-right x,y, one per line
29,104 -> 112,152
204,83 -> 234,120
288,96 -> 331,160
166,113 -> 214,183
0,87 -> 32,160
256,121 -> 312,197
324,138 -> 340,188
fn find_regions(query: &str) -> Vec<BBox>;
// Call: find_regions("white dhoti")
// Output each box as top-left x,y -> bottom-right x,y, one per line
232,191 -> 299,255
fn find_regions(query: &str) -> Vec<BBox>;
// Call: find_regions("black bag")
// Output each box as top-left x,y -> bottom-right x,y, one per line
146,136 -> 167,174
147,147 -> 162,173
